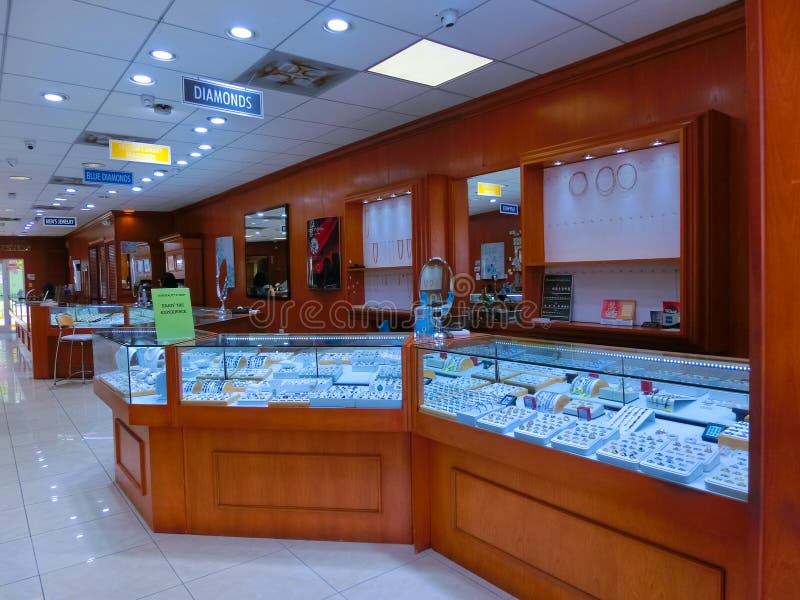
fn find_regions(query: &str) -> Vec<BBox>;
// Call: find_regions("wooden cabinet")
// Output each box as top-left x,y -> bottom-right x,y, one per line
160,234 -> 203,304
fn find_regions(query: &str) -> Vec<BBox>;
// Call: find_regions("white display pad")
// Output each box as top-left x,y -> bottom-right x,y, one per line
363,195 -> 412,268
543,144 -> 680,262
364,267 -> 413,310
545,261 -> 680,325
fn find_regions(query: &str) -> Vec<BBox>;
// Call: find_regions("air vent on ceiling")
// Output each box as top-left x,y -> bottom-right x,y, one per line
76,131 -> 158,147
235,50 -> 357,97
48,176 -> 99,188
0,217 -> 21,222
32,204 -> 73,211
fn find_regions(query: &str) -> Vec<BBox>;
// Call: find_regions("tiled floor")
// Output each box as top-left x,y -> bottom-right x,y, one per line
0,334 -> 516,600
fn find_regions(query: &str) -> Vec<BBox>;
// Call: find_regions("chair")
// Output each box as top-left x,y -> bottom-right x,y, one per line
53,313 -> 94,385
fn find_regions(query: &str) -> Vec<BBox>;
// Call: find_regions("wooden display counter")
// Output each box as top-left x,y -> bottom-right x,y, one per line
93,337 -> 416,543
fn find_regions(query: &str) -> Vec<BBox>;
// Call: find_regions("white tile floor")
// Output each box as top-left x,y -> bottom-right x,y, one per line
0,335 -> 516,600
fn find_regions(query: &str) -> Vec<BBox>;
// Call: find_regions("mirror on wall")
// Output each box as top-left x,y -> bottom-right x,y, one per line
119,241 -> 151,296
466,167 -> 522,297
244,205 -> 289,299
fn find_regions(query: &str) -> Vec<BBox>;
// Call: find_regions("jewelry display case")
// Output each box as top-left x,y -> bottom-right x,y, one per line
175,333 -> 408,408
415,335 -> 749,501
93,328 -> 211,405
48,303 -> 127,327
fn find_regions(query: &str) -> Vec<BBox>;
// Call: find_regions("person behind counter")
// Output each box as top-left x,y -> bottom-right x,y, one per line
160,272 -> 178,288
249,271 -> 272,297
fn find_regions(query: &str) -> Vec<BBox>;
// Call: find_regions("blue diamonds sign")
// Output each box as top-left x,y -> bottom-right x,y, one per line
83,168 -> 133,186
43,217 -> 77,228
182,76 -> 263,119
500,203 -> 519,215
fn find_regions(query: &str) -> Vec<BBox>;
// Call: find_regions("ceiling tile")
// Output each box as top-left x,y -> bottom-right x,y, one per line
440,62 -> 535,97
319,72 -> 427,109
0,137 -> 71,157
115,62 -> 185,102
278,8 -> 419,71
0,122 -> 82,144
77,0 -> 172,20
87,114 -> 176,140
209,147 -> 263,163
9,0 -> 155,60
0,2 -> 6,34
429,0 -> 580,60
255,117 -> 337,140
314,127 -> 372,145
260,154 -> 305,167
389,89 -> 470,117
178,108 -> 264,133
159,126 -> 244,146
98,92 -> 194,124
0,74 -> 109,113
348,110 -> 417,132
592,0 -> 735,42
4,38 -> 128,88
0,100 -> 94,130
535,0 -> 638,22
329,0 -> 486,36
507,25 -> 620,73
134,23 -> 269,81
282,98 -> 376,126
254,88 -> 311,117
228,133 -> 300,153
284,140 -> 341,157
163,0 -> 323,49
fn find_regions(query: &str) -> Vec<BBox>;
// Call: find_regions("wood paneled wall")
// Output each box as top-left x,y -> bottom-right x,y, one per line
174,5 -> 748,354
0,236 -> 67,293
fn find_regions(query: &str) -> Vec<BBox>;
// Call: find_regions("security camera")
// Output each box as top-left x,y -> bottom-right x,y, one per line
438,8 -> 459,28
24,140 -> 36,150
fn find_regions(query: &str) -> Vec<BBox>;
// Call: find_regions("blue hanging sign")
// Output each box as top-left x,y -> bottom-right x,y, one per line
500,203 -> 519,215
43,217 -> 77,227
83,168 -> 133,185
182,76 -> 263,119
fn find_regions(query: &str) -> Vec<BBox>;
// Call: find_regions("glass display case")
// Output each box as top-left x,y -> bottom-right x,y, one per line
93,328 -> 210,405
49,304 -> 126,327
415,335 -> 750,501
176,333 -> 408,408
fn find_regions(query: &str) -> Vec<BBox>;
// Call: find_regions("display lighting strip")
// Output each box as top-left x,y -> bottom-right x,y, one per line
493,341 -> 749,372
220,334 -> 408,345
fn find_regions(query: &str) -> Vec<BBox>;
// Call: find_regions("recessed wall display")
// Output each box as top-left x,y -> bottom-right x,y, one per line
244,205 -> 289,299
307,217 -> 341,291
544,144 -> 679,262
363,196 -> 412,268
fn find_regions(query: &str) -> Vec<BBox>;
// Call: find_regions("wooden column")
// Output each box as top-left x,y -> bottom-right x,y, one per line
748,0 -> 800,597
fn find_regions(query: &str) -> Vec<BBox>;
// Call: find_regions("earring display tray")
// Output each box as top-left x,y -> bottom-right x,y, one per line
718,422 -> 749,451
476,406 -> 536,434
550,422 -> 620,456
704,450 -> 749,500
596,432 -> 670,469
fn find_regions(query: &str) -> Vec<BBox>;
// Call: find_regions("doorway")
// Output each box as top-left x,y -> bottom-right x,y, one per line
0,259 -> 25,331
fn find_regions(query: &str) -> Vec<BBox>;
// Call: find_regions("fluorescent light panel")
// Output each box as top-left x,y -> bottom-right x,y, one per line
368,39 -> 492,87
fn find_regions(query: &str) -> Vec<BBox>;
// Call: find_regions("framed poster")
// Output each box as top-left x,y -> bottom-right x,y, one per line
307,217 -> 341,290
215,236 -> 235,288
541,274 -> 573,321
481,242 -> 506,280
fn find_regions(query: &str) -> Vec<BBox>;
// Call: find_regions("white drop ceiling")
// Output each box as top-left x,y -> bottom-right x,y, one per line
0,0 -> 734,236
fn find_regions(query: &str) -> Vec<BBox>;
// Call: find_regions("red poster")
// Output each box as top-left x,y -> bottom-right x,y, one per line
307,217 -> 341,290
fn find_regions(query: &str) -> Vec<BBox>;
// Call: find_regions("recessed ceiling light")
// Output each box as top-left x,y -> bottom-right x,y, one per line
368,39 -> 492,87
55,197 -> 66,201
615,147 -> 628,154
189,152 -> 202,157
64,188 -> 76,193
153,170 -> 165,177
108,190 -> 117,194
583,153 -> 594,160
489,198 -> 497,203
208,116 -> 226,125
86,204 -> 95,208
281,213 -> 287,218
553,160 -> 563,166
227,26 -> 254,40
198,144 -> 212,150
80,207 -> 90,211
176,160 -> 188,166
82,162 -> 105,168
651,139 -> 665,147
362,200 -> 368,204
130,74 -> 154,86
9,175 -> 31,181
51,201 -> 61,206
193,126 -> 208,134
149,49 -> 175,61
141,177 -> 152,182
42,92 -> 67,103
131,186 -> 142,192
256,212 -> 264,217
324,18 -> 350,33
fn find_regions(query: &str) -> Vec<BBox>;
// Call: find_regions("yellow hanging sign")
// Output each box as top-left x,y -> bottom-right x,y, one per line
109,139 -> 171,165
476,182 -> 502,197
